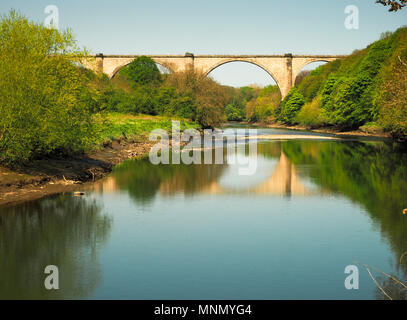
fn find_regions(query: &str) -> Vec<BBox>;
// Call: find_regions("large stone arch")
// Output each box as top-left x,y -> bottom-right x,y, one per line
196,58 -> 286,99
109,59 -> 174,79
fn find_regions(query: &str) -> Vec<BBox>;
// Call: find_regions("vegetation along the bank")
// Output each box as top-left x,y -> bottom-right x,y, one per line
243,26 -> 407,139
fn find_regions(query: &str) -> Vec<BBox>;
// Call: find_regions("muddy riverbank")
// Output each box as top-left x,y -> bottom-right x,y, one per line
0,138 -> 155,207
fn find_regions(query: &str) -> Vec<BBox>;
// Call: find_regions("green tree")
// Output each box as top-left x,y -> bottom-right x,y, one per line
165,70 -> 227,128
0,10 -> 93,163
125,56 -> 161,87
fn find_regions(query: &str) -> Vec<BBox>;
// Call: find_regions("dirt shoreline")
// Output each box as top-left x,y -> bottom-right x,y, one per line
244,121 -> 393,139
0,138 -> 155,207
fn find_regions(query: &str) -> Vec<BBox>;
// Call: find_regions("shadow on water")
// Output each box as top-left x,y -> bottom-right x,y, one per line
0,194 -> 112,299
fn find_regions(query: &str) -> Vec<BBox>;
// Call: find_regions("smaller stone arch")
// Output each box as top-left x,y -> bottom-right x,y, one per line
292,57 -> 339,85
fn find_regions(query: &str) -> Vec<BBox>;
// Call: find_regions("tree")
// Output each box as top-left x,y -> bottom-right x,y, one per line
279,87 -> 305,124
376,0 -> 406,11
125,56 -> 161,87
0,10 -> 93,163
165,70 -> 227,128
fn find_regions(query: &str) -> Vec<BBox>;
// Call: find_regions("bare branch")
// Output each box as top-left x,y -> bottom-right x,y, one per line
376,0 -> 407,12
366,268 -> 393,300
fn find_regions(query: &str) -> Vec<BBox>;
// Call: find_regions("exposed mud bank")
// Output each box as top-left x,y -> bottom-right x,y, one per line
0,138 -> 155,207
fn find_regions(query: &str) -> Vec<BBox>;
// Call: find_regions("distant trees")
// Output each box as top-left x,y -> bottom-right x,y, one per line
245,85 -> 281,123
95,61 -> 229,128
376,0 -> 406,11
0,11 -> 93,163
224,86 -> 259,122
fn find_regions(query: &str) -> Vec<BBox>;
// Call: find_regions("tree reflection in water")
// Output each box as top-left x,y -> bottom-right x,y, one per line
278,140 -> 407,299
12,138 -> 405,300
0,194 -> 112,299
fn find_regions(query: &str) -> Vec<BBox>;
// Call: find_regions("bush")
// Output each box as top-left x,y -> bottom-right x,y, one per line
0,11 -> 93,163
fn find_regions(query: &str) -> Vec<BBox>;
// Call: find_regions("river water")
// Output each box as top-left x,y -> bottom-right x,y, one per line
1,126 -> 407,300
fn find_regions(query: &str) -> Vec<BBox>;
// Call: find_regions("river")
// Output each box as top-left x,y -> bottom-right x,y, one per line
1,126 -> 407,299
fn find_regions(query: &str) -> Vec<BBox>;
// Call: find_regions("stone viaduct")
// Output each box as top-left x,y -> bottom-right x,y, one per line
82,53 -> 345,98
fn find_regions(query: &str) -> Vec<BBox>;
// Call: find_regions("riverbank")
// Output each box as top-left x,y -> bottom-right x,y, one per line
0,137 -> 155,207
0,113 -> 199,207
0,121 -> 394,207
244,122 -> 394,139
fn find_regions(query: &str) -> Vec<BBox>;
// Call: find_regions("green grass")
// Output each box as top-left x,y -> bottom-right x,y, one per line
91,112 -> 200,149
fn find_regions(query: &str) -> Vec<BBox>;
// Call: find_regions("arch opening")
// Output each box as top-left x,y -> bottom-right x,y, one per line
206,60 -> 280,93
111,61 -> 173,79
294,60 -> 328,86
206,61 -> 282,123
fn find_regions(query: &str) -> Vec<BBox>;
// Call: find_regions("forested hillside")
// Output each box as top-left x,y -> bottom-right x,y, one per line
280,26 -> 407,137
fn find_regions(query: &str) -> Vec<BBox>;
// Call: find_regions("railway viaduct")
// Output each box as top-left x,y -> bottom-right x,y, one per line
82,53 -> 345,98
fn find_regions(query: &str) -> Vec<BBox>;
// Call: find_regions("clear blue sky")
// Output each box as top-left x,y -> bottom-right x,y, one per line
1,0 -> 407,86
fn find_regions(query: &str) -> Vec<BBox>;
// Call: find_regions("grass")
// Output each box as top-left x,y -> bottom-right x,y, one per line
91,112 -> 200,149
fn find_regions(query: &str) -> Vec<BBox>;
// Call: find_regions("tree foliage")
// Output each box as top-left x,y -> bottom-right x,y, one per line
280,26 -> 407,135
378,53 -> 407,137
278,87 -> 305,124
164,70 -> 228,128
245,85 -> 281,123
0,11 -> 93,163
124,56 -> 161,87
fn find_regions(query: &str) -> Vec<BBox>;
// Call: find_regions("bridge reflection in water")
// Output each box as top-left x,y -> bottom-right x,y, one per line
91,151 -> 314,198
197,152 -> 308,196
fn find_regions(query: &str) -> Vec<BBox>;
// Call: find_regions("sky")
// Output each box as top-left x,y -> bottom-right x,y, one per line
1,0 -> 407,87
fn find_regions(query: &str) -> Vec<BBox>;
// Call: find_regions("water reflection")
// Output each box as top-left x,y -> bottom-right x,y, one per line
0,195 -> 112,299
91,146 -> 314,198
89,139 -> 407,299
2,135 -> 407,299
279,140 -> 407,298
